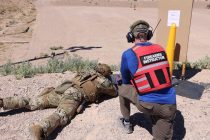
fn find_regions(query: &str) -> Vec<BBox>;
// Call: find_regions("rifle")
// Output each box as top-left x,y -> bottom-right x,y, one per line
110,74 -> 122,90
0,52 -> 66,68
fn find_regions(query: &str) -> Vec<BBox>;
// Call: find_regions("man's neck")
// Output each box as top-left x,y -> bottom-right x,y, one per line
135,40 -> 147,44
134,40 -> 152,46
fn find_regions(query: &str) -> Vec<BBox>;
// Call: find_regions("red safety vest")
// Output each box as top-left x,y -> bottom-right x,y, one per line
131,44 -> 172,95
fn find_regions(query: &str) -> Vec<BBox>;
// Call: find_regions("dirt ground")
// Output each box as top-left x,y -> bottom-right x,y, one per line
0,0 -> 36,64
0,0 -> 210,65
0,70 -> 210,140
0,0 -> 210,140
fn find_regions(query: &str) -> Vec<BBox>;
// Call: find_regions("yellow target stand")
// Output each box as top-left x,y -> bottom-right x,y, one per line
166,23 -> 176,78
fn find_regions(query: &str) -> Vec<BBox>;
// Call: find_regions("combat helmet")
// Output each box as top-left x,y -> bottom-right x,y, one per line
94,63 -> 113,77
130,20 -> 150,37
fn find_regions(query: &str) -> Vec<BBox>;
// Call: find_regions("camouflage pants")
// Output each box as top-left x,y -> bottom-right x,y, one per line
2,87 -> 83,136
119,85 -> 177,140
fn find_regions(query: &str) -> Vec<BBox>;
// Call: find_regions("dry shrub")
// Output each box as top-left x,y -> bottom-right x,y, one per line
192,56 -> 210,69
174,56 -> 210,70
0,55 -> 102,78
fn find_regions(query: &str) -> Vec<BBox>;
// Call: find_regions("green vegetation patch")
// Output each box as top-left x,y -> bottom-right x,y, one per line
0,54 -> 118,79
1,55 -> 208,79
174,56 -> 210,70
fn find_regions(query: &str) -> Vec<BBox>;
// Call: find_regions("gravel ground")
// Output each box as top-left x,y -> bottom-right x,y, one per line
0,70 -> 210,140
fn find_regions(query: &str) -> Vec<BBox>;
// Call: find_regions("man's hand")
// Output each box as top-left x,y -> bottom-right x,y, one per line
110,74 -> 122,86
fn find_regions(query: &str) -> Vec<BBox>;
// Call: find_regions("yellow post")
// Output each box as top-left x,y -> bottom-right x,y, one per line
166,23 -> 176,78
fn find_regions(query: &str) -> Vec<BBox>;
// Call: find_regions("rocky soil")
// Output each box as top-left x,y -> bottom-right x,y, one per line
0,70 -> 210,140
0,0 -> 36,36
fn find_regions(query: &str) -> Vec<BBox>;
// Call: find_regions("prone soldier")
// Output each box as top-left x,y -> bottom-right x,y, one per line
0,63 -> 118,140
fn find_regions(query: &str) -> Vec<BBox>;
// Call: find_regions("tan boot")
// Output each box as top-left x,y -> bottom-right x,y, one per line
0,98 -> 3,109
29,124 -> 44,140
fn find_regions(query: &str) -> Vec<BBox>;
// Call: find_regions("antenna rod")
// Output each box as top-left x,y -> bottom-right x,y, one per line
153,19 -> 161,34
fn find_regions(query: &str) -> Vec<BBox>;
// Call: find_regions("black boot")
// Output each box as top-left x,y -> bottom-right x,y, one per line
0,98 -> 3,109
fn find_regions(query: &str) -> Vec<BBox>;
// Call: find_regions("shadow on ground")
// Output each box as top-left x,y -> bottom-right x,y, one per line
66,46 -> 102,52
173,68 -> 201,80
174,79 -> 205,100
173,69 -> 205,100
0,108 -> 31,116
130,110 -> 185,140
172,110 -> 186,140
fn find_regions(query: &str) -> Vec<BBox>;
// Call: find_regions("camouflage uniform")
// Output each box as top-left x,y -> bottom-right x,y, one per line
0,64 -> 117,140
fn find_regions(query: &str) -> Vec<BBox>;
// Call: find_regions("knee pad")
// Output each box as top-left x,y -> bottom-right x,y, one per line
28,98 -> 41,110
28,97 -> 49,110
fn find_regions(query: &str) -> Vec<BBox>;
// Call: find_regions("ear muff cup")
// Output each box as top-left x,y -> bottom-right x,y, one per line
126,28 -> 153,43
126,32 -> 135,43
147,30 -> 153,40
127,20 -> 154,42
